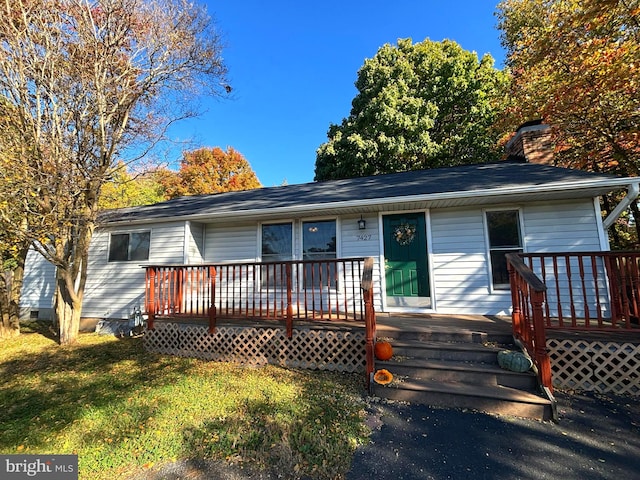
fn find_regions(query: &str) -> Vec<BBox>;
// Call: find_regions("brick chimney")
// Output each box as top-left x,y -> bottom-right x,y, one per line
505,120 -> 554,165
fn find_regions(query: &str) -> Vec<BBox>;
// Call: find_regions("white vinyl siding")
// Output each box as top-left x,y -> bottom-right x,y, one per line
205,222 -> 258,262
341,214 -> 379,258
522,200 -> 608,318
81,222 -> 186,319
523,201 -> 602,251
186,222 -> 205,263
429,199 -> 604,315
19,196 -> 610,321
20,248 -> 56,318
430,208 -> 495,314
341,214 -> 383,309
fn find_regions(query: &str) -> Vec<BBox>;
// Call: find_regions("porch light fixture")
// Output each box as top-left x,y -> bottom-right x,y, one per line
358,215 -> 366,230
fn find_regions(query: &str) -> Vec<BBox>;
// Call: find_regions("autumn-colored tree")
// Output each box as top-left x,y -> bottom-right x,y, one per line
159,147 -> 261,199
0,95 -> 56,339
315,38 -> 510,181
497,0 -> 640,245
0,100 -> 32,339
98,162 -> 166,210
0,0 -> 227,344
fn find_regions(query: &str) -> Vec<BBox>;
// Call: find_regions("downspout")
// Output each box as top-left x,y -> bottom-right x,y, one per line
602,182 -> 640,230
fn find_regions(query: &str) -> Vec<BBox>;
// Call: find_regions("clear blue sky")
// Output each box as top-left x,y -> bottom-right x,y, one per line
167,1 -> 506,187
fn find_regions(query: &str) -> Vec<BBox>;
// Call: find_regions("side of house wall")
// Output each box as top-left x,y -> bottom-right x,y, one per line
203,215 -> 385,311
522,201 -> 607,318
205,221 -> 258,262
81,221 -> 186,319
340,214 -> 383,308
431,199 -> 603,315
19,248 -> 56,320
200,202 -> 602,317
430,208 -> 492,313
186,221 -> 205,263
19,199 -> 606,322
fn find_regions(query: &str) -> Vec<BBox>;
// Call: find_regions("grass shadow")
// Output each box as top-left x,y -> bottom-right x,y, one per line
0,330 -> 196,452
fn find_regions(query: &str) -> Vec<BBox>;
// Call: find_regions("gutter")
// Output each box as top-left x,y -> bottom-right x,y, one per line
602,181 -> 640,229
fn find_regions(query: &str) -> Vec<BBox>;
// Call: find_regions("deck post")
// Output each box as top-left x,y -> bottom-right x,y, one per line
532,289 -> 553,392
361,257 -> 376,391
286,263 -> 293,338
507,261 -> 522,340
147,267 -> 156,330
208,266 -> 217,333
176,268 -> 183,314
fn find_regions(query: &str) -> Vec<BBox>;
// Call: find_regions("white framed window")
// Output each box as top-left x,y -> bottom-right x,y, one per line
108,231 -> 150,262
302,219 -> 336,260
261,222 -> 293,262
302,219 -> 337,289
485,210 -> 523,290
260,222 -> 293,286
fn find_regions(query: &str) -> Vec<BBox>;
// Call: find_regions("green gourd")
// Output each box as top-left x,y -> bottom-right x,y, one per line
497,350 -> 533,373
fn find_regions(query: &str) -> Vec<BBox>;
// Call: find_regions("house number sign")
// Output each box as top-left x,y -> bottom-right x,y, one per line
356,234 -> 372,241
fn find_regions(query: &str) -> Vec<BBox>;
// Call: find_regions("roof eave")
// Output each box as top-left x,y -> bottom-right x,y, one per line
101,177 -> 638,227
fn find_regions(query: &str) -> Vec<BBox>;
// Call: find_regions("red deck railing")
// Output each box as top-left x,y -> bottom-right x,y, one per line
507,251 -> 640,393
506,253 -> 553,393
519,252 -> 640,329
361,257 -> 376,390
144,258 -> 377,382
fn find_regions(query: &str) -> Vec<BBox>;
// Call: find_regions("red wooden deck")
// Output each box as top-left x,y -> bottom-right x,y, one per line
142,252 -> 640,392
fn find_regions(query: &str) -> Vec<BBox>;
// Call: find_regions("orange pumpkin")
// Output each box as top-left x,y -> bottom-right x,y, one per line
374,341 -> 393,360
373,369 -> 393,385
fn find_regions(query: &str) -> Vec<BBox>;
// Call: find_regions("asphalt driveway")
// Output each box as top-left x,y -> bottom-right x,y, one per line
139,390 -> 639,480
347,390 -> 640,480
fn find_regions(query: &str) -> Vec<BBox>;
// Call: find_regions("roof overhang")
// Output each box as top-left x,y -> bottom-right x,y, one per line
102,176 -> 639,227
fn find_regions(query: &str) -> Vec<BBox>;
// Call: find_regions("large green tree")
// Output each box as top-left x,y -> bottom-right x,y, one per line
314,38 -> 510,181
497,0 -> 640,245
0,0 -> 227,344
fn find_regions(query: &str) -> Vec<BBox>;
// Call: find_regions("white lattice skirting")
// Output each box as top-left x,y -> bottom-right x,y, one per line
548,338 -> 640,395
144,322 -> 366,373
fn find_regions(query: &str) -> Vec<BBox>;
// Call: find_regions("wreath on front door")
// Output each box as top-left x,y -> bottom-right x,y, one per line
394,223 -> 416,246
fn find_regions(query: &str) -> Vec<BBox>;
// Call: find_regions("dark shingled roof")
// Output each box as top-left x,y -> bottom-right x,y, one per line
100,160 -> 629,224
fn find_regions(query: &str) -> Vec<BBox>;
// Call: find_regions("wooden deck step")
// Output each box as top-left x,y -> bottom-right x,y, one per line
377,357 -> 539,390
390,340 -> 503,363
372,327 -> 554,421
375,379 -> 553,421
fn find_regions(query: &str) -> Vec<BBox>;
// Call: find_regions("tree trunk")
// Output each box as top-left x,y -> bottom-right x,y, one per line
0,274 -> 20,339
54,272 -> 82,345
0,294 -> 21,339
0,245 -> 30,340
53,223 -> 92,345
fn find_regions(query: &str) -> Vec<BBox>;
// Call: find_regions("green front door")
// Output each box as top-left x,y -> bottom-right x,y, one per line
383,213 -> 430,307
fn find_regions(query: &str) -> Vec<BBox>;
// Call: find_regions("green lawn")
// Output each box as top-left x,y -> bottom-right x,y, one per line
0,322 -> 370,479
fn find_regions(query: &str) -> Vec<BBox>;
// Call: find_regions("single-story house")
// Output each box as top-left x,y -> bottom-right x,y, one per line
20,124 -> 640,325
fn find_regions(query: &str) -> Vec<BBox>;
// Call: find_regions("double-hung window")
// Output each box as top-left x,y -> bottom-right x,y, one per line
108,231 -> 151,262
302,220 -> 337,288
486,210 -> 523,289
260,220 -> 338,288
261,223 -> 293,286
